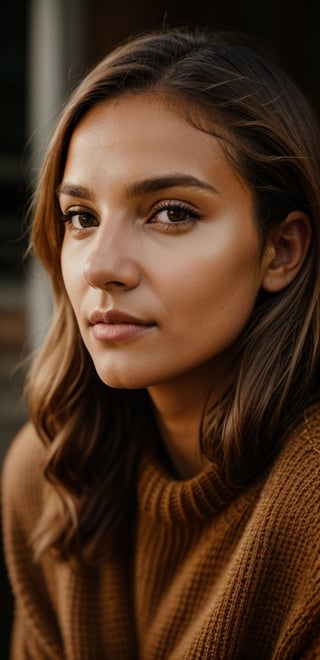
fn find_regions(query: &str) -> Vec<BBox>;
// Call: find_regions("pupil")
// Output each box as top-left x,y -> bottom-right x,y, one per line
168,208 -> 186,222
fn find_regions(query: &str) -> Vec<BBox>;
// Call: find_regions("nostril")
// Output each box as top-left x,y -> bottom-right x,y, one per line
103,280 -> 127,288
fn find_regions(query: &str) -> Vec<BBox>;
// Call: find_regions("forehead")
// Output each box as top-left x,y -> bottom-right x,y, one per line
63,94 -> 248,199
69,94 -> 218,154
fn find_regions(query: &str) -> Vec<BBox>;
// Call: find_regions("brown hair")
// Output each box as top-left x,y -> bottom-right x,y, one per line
27,27 -> 320,562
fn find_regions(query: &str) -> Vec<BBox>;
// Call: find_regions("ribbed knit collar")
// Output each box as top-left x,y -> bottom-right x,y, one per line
137,406 -> 320,526
137,449 -> 240,525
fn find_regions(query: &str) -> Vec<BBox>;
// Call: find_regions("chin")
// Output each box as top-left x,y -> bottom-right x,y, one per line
94,366 -> 149,390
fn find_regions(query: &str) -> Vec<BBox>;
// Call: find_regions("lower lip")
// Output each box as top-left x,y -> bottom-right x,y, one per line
91,322 -> 155,342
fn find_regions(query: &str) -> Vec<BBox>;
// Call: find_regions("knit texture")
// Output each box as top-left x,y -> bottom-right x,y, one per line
2,410 -> 320,659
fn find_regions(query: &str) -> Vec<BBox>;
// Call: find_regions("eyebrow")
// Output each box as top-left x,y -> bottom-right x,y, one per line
56,174 -> 219,201
126,174 -> 219,197
56,183 -> 91,199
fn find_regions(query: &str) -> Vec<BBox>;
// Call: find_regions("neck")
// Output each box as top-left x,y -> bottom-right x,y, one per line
147,356 -> 233,479
148,377 -> 211,479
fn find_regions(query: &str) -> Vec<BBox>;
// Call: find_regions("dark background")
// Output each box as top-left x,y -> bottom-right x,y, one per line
1,1 -> 320,656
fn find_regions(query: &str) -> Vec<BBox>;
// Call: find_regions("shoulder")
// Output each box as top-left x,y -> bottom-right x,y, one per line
276,404 -> 320,482
1,422 -> 47,531
2,421 -> 46,491
1,425 -> 65,657
261,404 -> 320,542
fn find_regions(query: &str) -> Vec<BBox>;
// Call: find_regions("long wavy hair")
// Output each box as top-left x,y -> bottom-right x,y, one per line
27,27 -> 320,562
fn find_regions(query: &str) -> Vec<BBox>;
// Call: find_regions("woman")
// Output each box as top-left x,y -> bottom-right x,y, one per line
2,27 -> 320,658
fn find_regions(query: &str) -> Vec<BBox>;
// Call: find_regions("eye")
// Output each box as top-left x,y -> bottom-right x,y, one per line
61,208 -> 99,231
149,201 -> 201,231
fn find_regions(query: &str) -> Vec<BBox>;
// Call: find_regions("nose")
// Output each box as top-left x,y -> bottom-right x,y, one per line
84,222 -> 140,291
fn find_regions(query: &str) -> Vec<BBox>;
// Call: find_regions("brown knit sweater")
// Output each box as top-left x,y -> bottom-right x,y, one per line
2,410 -> 320,659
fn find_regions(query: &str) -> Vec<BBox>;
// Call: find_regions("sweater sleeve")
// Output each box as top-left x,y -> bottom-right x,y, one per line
1,423 -> 63,659
285,549 -> 320,659
271,411 -> 320,659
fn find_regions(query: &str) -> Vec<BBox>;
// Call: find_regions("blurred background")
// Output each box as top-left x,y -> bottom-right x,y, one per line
1,0 -> 320,655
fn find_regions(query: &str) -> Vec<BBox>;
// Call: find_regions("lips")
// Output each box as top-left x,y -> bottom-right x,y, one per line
88,309 -> 156,342
88,309 -> 154,326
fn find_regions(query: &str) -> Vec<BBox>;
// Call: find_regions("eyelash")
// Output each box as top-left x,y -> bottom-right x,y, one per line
61,208 -> 97,234
61,200 -> 201,234
149,201 -> 201,231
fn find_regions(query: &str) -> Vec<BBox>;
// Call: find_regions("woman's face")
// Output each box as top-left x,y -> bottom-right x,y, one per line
60,94 -> 271,394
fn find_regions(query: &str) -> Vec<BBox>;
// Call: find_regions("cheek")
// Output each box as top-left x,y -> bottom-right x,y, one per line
60,242 -> 69,286
61,248 -> 83,314
163,243 -> 262,339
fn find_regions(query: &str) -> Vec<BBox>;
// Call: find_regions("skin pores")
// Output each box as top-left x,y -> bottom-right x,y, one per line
60,95 -> 271,408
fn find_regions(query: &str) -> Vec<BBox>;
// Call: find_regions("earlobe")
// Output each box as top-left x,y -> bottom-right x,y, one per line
262,211 -> 311,292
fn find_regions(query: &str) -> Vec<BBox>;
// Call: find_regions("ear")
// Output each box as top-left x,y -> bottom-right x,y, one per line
262,211 -> 311,292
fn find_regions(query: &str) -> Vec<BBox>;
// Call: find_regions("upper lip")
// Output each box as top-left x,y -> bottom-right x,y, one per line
89,309 -> 154,326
